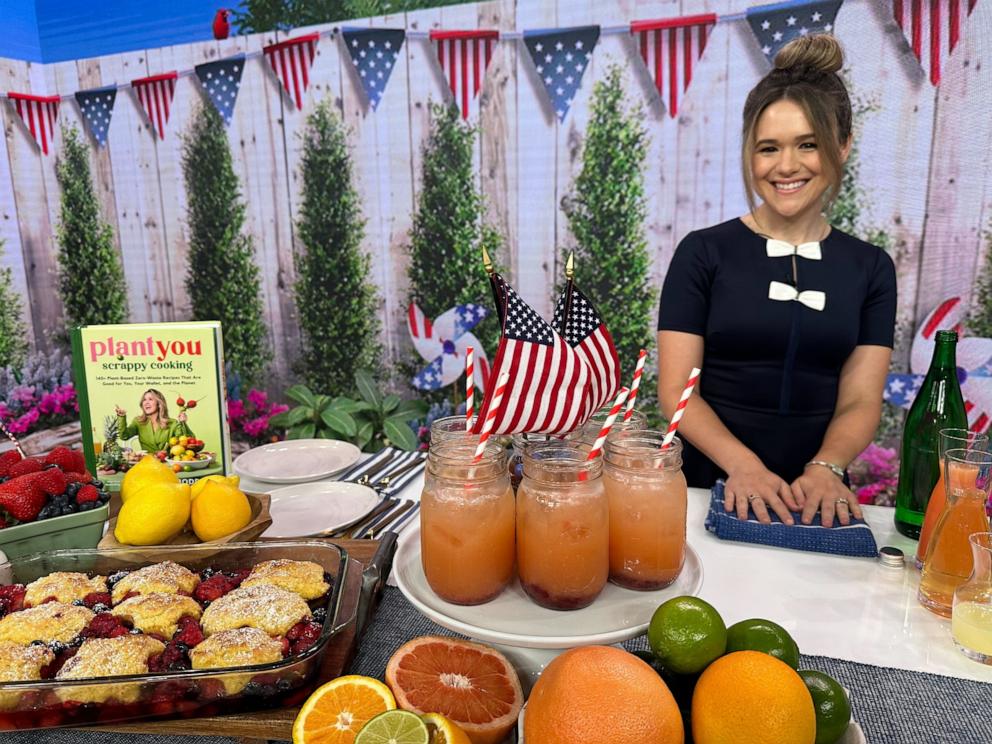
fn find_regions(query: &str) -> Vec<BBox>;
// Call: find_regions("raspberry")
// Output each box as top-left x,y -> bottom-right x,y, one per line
148,642 -> 189,673
278,636 -> 290,656
43,446 -> 87,475
63,471 -> 94,485
288,621 -> 322,655
41,646 -> 78,678
31,468 -> 67,496
81,592 -> 112,609
228,568 -> 252,584
0,450 -> 22,477
76,485 -> 100,504
82,613 -> 130,639
173,616 -> 205,648
0,584 -> 26,615
7,457 -> 43,479
193,574 -> 239,603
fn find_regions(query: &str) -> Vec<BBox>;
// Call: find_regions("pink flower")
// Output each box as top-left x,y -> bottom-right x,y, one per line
227,398 -> 246,422
269,403 -> 289,416
247,389 -> 269,411
243,416 -> 270,439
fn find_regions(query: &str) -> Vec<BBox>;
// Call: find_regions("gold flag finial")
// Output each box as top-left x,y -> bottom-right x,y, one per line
482,245 -> 494,275
565,251 -> 574,279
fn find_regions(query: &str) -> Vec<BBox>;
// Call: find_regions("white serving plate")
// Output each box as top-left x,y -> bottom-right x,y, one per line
394,525 -> 703,649
262,481 -> 381,538
232,439 -> 361,484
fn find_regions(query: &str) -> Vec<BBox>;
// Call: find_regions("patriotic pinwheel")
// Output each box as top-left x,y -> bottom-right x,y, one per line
408,303 -> 490,392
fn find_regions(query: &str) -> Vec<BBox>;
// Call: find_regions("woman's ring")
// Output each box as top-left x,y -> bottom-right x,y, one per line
835,499 -> 850,508
748,494 -> 762,503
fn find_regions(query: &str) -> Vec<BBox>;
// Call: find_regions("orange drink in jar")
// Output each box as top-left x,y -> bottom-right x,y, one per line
421,440 -> 515,605
517,441 -> 608,610
604,431 -> 687,590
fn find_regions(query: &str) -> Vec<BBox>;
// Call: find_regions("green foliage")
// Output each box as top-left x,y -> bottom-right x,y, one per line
967,223 -> 992,341
0,241 -> 28,370
406,102 -> 502,393
182,105 -> 269,386
295,101 -> 381,396
55,125 -> 128,334
231,0 -> 467,34
561,65 -> 654,385
269,371 -> 428,452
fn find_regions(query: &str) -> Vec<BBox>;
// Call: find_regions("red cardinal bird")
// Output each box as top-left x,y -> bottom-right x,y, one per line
212,9 -> 231,40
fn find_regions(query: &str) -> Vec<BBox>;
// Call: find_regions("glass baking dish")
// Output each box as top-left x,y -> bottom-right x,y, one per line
0,540 -> 356,730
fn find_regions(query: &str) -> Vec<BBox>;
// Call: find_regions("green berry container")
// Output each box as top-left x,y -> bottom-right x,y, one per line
0,504 -> 109,561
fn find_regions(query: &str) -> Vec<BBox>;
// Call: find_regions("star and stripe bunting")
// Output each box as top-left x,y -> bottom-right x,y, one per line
745,0 -> 843,61
474,272 -> 592,436
892,0 -> 979,86
7,93 -> 60,155
263,33 -> 319,109
522,26 -> 600,122
195,55 -> 245,125
631,14 -> 716,118
430,29 -> 498,120
342,27 -> 406,111
131,72 -> 177,140
75,86 -> 116,147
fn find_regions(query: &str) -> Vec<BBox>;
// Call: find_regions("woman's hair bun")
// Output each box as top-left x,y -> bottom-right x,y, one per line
773,34 -> 843,76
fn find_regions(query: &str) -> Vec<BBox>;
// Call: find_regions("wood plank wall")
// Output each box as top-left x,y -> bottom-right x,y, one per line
1,0 -> 990,391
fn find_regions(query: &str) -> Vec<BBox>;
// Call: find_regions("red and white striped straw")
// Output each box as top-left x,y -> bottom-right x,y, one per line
661,367 -> 701,449
473,371 -> 510,462
623,349 -> 647,422
585,387 -> 630,461
465,346 -> 474,432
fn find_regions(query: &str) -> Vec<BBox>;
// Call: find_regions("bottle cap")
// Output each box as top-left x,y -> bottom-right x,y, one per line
878,546 -> 905,568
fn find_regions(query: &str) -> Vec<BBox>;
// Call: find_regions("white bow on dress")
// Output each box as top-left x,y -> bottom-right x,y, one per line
766,239 -> 822,260
768,280 -> 826,311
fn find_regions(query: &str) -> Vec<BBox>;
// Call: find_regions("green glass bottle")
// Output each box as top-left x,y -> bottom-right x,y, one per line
895,330 -> 968,538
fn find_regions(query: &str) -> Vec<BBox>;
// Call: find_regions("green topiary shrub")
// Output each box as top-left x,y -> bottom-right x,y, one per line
295,100 -> 381,397
406,102 -> 502,398
0,240 -> 28,370
55,125 -> 128,334
182,104 -> 270,386
561,64 -> 653,391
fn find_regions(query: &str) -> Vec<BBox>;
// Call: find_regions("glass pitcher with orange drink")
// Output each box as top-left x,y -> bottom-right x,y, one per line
604,431 -> 687,590
951,532 -> 992,664
915,428 -> 989,568
919,448 -> 992,617
420,440 -> 515,605
517,441 -> 609,610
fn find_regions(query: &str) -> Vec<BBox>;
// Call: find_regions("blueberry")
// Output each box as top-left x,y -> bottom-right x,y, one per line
90,479 -> 104,488
78,502 -> 93,511
243,682 -> 262,697
60,505 -> 75,516
276,678 -> 293,692
175,642 -> 189,654
71,599 -> 86,606
98,490 -> 110,502
91,603 -> 109,613
38,505 -> 57,520
312,608 -> 327,624
29,640 -> 46,647
65,483 -> 80,497
107,571 -> 129,587
48,641 -> 68,655
200,568 -> 216,579
129,628 -> 142,634
69,636 -> 85,648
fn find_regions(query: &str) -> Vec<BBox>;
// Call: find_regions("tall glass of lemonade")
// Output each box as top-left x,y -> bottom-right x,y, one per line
421,440 -> 515,605
517,441 -> 608,610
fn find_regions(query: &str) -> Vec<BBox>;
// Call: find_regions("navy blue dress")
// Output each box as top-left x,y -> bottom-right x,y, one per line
657,218 -> 897,488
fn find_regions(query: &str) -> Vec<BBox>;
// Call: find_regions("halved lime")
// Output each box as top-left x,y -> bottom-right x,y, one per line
355,709 -> 430,744
726,618 -> 801,669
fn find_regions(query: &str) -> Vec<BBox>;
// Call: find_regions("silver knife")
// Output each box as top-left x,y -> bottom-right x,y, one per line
370,456 -> 426,492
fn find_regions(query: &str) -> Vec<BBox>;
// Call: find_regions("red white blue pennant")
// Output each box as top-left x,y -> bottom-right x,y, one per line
430,30 -> 498,120
131,72 -> 177,140
75,86 -> 116,148
195,54 -> 245,125
891,0 -> 979,86
342,27 -> 406,111
7,93 -> 59,155
263,33 -> 319,109
631,14 -> 717,118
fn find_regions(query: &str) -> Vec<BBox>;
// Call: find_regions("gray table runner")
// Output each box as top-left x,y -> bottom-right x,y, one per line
9,586 -> 992,743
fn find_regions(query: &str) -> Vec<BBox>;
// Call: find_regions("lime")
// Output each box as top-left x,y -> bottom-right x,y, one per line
355,709 -> 429,744
798,669 -> 852,744
647,596 -> 727,675
726,618 -> 801,669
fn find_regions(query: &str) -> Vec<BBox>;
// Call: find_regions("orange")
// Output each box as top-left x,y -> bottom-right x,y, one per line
385,636 -> 523,744
292,675 -> 396,744
421,712 -> 472,744
524,646 -> 684,744
692,650 -> 816,744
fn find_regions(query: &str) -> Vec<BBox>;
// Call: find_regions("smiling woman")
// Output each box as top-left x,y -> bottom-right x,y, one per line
656,35 -> 897,531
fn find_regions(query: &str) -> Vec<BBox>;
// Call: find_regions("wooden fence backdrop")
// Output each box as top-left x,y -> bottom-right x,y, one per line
1,0 -> 991,392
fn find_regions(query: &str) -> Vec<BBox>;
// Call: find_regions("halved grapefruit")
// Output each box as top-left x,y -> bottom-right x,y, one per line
385,636 -> 523,744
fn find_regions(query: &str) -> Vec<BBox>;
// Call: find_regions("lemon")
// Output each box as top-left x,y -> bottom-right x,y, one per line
120,455 -> 179,503
190,474 -> 240,501
168,436 -> 179,446
191,481 -> 252,541
114,481 -> 191,545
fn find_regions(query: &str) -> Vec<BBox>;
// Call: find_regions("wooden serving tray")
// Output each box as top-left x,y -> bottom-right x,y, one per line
83,539 -> 381,742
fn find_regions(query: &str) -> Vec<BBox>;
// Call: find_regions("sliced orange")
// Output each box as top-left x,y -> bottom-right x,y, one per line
292,675 -> 397,744
422,713 -> 472,744
385,636 -> 523,744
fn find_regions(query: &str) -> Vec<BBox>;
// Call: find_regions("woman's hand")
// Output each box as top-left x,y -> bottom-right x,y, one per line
177,412 -> 188,423
792,465 -> 862,527
724,459 -> 799,525
114,405 -> 125,417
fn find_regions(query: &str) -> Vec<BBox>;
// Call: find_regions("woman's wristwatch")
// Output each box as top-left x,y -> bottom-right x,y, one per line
806,460 -> 845,479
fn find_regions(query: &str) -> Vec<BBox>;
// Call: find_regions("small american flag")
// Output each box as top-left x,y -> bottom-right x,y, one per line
522,25 -> 600,122
264,33 -> 318,109
892,0 -> 979,86
745,0 -> 843,61
430,30 -> 498,120
474,273 -> 591,436
195,55 -> 245,125
131,72 -> 177,140
8,93 -> 59,155
342,28 -> 406,111
631,14 -> 717,118
75,86 -> 116,148
553,283 -> 621,415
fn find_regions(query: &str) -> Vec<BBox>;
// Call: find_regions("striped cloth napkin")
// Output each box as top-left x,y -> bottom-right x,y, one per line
335,447 -> 426,496
704,481 -> 879,558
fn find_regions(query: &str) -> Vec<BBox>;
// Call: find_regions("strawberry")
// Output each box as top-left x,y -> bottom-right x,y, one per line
0,478 -> 46,521
63,470 -> 93,485
76,485 -> 100,504
32,468 -> 67,496
43,446 -> 86,475
0,450 -> 22,477
7,458 -> 43,479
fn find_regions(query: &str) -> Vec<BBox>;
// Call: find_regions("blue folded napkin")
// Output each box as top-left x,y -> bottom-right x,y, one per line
704,481 -> 879,558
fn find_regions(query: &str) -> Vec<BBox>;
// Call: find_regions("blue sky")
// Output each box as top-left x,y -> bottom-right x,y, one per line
4,0 -> 229,62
